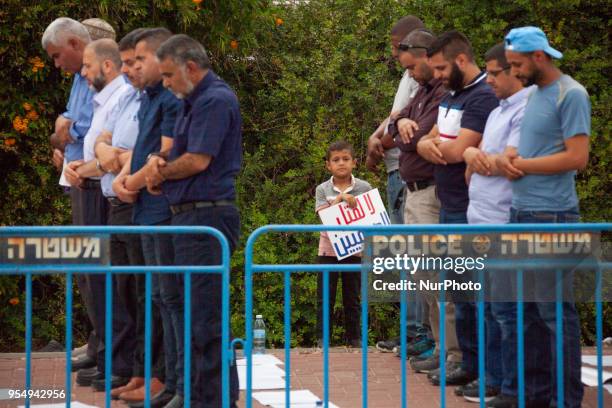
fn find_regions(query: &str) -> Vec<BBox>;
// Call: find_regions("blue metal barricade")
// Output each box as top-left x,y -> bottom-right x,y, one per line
0,225 -> 233,408
241,223 -> 611,408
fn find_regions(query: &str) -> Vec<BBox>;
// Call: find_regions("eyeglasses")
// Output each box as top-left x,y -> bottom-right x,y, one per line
486,66 -> 511,77
398,44 -> 428,52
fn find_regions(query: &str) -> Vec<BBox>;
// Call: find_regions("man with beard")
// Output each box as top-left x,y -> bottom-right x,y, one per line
493,26 -> 590,408
64,38 -> 134,391
144,34 -> 241,408
416,31 -> 498,387
387,28 -> 449,370
91,28 -> 168,404
113,27 -> 182,408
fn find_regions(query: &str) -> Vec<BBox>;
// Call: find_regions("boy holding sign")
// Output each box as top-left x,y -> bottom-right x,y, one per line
315,141 -> 373,347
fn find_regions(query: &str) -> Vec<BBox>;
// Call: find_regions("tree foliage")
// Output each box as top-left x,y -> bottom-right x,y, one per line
0,0 -> 610,350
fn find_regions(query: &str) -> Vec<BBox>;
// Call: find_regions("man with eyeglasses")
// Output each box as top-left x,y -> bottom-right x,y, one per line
387,29 -> 446,369
458,42 -> 532,406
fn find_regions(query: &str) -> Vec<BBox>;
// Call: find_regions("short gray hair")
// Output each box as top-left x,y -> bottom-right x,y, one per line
42,17 -> 91,49
86,39 -> 122,70
156,34 -> 211,69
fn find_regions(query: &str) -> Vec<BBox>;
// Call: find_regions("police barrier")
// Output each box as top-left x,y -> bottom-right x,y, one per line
0,226 -> 233,408
242,223 -> 612,408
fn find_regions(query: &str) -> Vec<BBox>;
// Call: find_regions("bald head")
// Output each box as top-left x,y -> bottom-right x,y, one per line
86,39 -> 122,70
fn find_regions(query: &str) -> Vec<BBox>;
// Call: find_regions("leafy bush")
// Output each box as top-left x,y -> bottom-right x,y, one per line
0,0 -> 610,350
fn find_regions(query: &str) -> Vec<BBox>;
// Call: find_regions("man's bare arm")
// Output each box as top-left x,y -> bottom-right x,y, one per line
513,135 -> 589,174
437,128 -> 482,164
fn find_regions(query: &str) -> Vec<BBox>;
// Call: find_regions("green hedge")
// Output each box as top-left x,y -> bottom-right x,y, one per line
0,0 -> 610,350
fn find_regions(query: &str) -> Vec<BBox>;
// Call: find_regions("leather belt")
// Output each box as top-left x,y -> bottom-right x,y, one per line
405,180 -> 434,192
107,197 -> 126,207
170,200 -> 235,215
81,179 -> 101,190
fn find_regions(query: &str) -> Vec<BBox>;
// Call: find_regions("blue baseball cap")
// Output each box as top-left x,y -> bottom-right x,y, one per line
504,26 -> 563,59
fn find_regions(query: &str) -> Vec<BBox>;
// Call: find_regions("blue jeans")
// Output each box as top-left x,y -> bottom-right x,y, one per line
509,208 -> 583,407
172,205 -> 240,407
439,209 -> 478,374
386,170 -> 405,224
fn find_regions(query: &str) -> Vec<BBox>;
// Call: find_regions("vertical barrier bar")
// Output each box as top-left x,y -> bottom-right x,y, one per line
399,270 -> 407,408
361,261 -> 368,408
25,272 -> 32,408
595,266 -> 603,408
517,269 -> 524,408
65,272 -> 73,406
439,270 -> 446,408
555,269 -> 564,408
245,257 -> 253,408
323,270 -> 329,408
477,269 -> 485,408
105,271 -> 112,408
184,270 -> 191,408
145,271 -> 152,408
284,270 -> 291,408
222,245 -> 230,408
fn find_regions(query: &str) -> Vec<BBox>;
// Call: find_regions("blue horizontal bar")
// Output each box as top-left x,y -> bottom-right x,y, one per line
250,259 -> 612,273
0,265 -> 225,274
0,225 -> 227,235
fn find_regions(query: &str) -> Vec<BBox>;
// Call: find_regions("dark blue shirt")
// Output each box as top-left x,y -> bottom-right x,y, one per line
434,72 -> 498,213
163,71 -> 242,205
130,81 -> 181,225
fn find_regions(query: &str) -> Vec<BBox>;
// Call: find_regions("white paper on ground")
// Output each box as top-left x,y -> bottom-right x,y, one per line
581,355 -> 612,367
18,403 -> 97,408
252,389 -> 340,408
238,364 -> 287,390
236,354 -> 284,366
581,366 -> 612,386
605,384 -> 612,395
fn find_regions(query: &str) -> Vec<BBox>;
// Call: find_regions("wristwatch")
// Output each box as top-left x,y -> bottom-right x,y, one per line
146,152 -> 163,163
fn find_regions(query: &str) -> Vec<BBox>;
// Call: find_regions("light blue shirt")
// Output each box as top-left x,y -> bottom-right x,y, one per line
63,73 -> 94,162
467,86 -> 532,224
101,87 -> 142,197
512,75 -> 591,211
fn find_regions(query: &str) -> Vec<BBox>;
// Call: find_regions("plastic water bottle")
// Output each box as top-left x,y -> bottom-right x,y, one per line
253,314 -> 266,354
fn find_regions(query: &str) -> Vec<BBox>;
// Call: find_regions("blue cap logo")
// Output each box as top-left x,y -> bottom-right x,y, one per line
505,26 -> 563,59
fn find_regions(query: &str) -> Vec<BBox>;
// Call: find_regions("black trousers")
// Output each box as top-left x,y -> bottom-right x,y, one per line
316,255 -> 361,342
108,202 -> 153,378
172,205 -> 240,407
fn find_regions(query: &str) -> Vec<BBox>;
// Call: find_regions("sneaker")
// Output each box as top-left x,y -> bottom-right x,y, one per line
409,355 -> 440,373
375,337 -> 399,352
455,378 -> 479,396
394,336 -> 435,357
487,394 -> 518,408
462,379 -> 499,403
429,363 -> 477,386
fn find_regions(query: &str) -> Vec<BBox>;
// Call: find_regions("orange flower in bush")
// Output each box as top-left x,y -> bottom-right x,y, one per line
275,17 -> 284,26
23,102 -> 32,111
9,297 -> 19,306
230,39 -> 238,50
29,56 -> 45,73
192,0 -> 202,4
5,138 -> 16,146
26,110 -> 39,121
12,116 -> 29,134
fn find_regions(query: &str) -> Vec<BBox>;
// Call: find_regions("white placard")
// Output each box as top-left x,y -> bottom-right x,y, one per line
253,389 -> 340,407
318,188 -> 390,260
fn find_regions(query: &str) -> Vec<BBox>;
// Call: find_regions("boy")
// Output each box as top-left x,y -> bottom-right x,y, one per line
315,141 -> 372,347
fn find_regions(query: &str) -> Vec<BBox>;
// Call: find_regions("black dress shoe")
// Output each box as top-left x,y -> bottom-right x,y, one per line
128,389 -> 175,408
91,375 -> 130,392
76,368 -> 103,386
163,394 -> 183,408
71,354 -> 96,372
